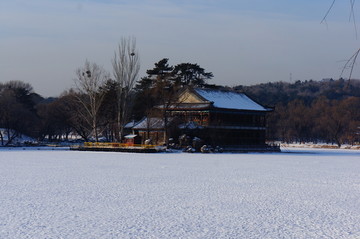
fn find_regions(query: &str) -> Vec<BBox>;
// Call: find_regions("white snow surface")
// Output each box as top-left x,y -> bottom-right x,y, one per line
0,148 -> 359,239
195,89 -> 269,111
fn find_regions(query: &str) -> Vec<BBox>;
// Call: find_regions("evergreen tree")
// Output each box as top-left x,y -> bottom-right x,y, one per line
172,63 -> 213,86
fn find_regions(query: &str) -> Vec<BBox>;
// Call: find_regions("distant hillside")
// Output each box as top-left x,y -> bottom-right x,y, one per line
234,78 -> 360,107
233,79 -> 360,146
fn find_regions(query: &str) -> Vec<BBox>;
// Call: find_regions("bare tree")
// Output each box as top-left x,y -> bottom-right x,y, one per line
112,37 -> 140,141
0,90 -> 23,145
322,0 -> 359,81
74,60 -> 109,142
0,81 -> 40,145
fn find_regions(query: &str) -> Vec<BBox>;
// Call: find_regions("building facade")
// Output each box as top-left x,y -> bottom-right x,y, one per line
131,87 -> 274,149
167,87 -> 272,148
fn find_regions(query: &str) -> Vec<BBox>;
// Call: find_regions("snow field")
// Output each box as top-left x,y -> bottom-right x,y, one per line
0,148 -> 359,238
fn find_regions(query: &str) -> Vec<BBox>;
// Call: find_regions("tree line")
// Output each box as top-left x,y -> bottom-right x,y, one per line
1,50 -> 360,146
0,38 -> 214,145
235,79 -> 360,146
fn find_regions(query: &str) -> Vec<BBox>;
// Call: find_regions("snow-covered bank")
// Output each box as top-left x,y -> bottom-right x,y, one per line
281,143 -> 360,150
0,149 -> 359,238
0,146 -> 70,151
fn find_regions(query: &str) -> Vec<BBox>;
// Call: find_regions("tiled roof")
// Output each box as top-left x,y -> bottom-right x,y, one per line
133,117 -> 166,130
194,88 -> 269,111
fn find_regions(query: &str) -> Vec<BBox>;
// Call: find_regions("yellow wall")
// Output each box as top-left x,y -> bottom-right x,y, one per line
178,90 -> 204,103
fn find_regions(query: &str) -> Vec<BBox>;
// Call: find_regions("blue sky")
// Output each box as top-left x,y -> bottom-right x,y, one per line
1,0 -> 359,97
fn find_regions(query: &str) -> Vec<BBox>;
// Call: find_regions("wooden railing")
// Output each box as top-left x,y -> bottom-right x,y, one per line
82,142 -> 157,149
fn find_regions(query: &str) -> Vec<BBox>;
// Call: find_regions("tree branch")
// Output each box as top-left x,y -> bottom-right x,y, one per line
321,0 -> 336,24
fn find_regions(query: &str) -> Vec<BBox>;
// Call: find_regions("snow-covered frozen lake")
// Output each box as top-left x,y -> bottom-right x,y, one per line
0,148 -> 359,239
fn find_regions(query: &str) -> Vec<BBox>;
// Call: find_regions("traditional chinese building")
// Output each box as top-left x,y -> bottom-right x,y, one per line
132,87 -> 276,150
132,117 -> 167,145
171,87 -> 273,147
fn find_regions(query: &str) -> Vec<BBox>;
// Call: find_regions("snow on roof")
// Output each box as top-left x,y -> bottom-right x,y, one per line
194,88 -> 269,111
133,117 -> 166,130
178,121 -> 204,130
168,103 -> 211,110
124,120 -> 137,128
124,134 -> 138,138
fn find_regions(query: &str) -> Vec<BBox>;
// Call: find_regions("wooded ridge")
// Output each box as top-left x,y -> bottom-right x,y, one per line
0,78 -> 359,147
235,79 -> 360,146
